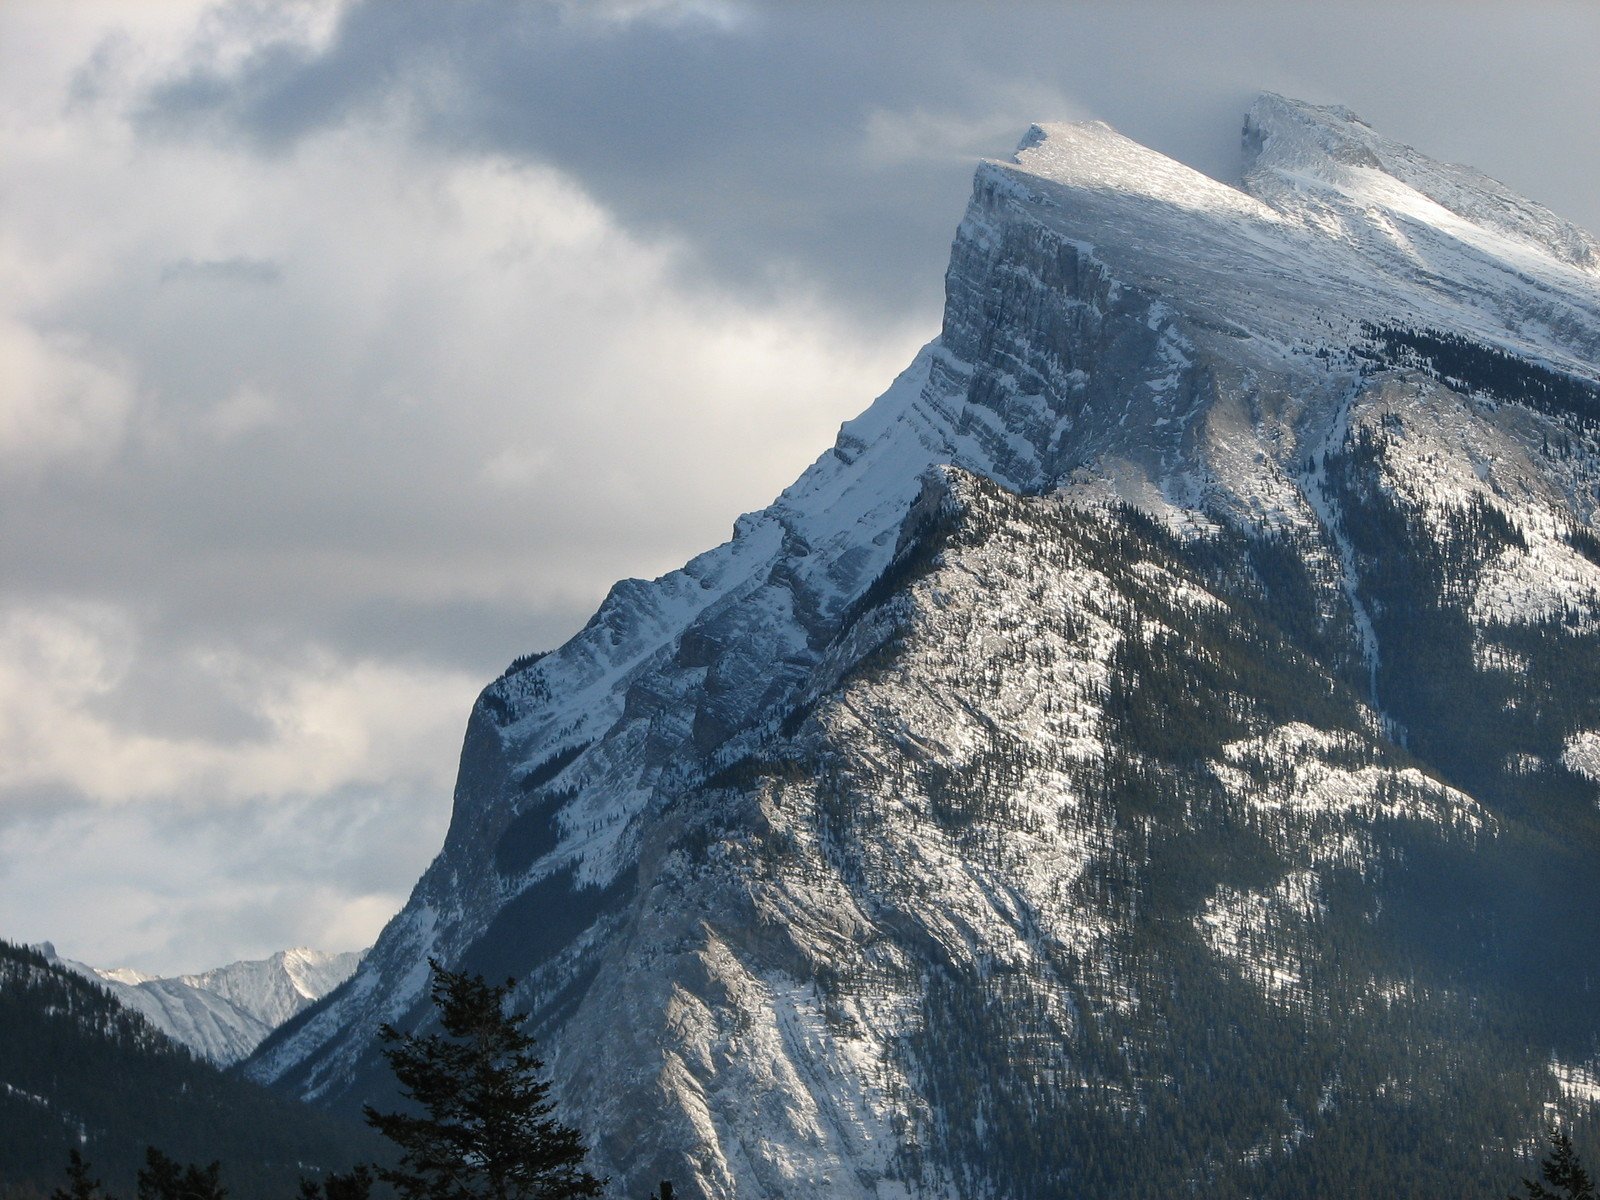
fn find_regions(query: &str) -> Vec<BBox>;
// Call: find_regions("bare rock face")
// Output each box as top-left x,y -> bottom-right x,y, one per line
246,97 -> 1600,1199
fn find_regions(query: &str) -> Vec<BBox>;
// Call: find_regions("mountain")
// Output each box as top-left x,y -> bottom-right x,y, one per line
0,940 -> 376,1200
245,94 -> 1600,1198
41,944 -> 363,1066
175,946 -> 365,1031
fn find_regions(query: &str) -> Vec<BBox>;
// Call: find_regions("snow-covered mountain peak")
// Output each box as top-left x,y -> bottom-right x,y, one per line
973,97 -> 1600,415
1243,91 -> 1600,274
43,944 -> 363,1065
276,947 -> 360,1000
1241,92 -> 1384,178
183,946 -> 366,1030
1003,118 -> 1279,223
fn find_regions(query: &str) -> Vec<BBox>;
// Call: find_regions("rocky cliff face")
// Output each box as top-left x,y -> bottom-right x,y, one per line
247,95 -> 1600,1198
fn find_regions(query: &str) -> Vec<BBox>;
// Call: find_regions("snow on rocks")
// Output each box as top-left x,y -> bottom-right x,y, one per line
49,946 -> 362,1066
247,96 -> 1600,1197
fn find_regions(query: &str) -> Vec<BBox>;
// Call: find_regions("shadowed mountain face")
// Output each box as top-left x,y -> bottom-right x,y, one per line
245,95 -> 1600,1198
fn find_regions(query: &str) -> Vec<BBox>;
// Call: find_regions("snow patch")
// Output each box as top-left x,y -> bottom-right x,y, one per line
1562,731 -> 1600,784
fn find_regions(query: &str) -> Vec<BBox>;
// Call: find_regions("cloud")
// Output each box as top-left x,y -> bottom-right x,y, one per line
1,105 -> 925,652
0,0 -> 923,974
0,319 -> 135,472
0,602 -> 474,802
130,1 -> 1600,325
159,256 -> 283,285
0,777 -> 450,973
3,0 -> 1598,975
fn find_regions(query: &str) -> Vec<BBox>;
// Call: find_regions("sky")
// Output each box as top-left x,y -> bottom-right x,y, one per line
3,0 -> 1598,976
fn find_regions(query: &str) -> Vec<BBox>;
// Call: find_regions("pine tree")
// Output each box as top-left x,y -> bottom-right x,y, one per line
1514,1127 -> 1597,1200
298,1164 -> 374,1200
52,1150 -> 111,1200
364,960 -> 605,1200
135,1149 -> 225,1200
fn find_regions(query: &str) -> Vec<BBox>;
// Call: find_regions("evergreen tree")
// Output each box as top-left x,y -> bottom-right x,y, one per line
1514,1128 -> 1597,1200
297,1165 -> 373,1200
364,961 -> 605,1200
52,1151 -> 111,1200
135,1149 -> 225,1200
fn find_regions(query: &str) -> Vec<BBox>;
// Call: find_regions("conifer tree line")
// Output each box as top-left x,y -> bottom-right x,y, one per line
39,961 -> 644,1200
1357,321 -> 1600,429
43,998 -> 1600,1200
35,953 -> 1598,1199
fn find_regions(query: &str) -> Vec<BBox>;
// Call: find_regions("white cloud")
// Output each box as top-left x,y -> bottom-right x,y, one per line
0,1 -> 923,974
0,320 -> 135,471
553,0 -> 750,33
0,603 -> 476,803
858,86 -> 1090,171
19,0 -> 1593,980
0,779 -> 447,974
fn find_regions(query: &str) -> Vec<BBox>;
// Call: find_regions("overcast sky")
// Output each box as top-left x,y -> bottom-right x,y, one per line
4,0 -> 1598,976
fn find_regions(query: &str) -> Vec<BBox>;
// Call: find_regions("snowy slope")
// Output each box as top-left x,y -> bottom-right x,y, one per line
246,96 -> 1600,1198
181,946 -> 365,1032
45,944 -> 362,1065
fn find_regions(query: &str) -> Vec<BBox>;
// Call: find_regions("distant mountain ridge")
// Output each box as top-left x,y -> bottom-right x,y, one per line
39,943 -> 362,1066
0,940 -> 375,1198
245,94 -> 1600,1198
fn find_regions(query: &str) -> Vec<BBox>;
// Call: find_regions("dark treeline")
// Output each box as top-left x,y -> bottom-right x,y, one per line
1357,321 -> 1600,429
9,960 -> 612,1200
0,941 -> 377,1200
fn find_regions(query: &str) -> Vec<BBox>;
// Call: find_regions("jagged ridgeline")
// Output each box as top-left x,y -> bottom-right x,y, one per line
0,942 -> 378,1200
246,95 -> 1600,1198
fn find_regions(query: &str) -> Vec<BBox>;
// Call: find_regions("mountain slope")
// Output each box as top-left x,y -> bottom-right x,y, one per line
0,941 -> 376,1200
45,945 -> 363,1065
247,95 -> 1600,1197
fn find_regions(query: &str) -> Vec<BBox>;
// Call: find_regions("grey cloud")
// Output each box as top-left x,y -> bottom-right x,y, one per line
1,388 -> 717,686
0,782 -> 94,834
146,780 -> 443,891
67,29 -> 133,109
138,1 -> 961,317
136,2 -> 1600,326
9,0 -> 1599,972
316,596 -> 593,678
160,256 -> 282,285
2,777 -> 449,974
141,779 -> 451,964
84,652 -> 273,746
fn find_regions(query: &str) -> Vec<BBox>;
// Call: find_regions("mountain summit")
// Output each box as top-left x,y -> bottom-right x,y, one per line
47,944 -> 362,1065
247,97 -> 1600,1198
